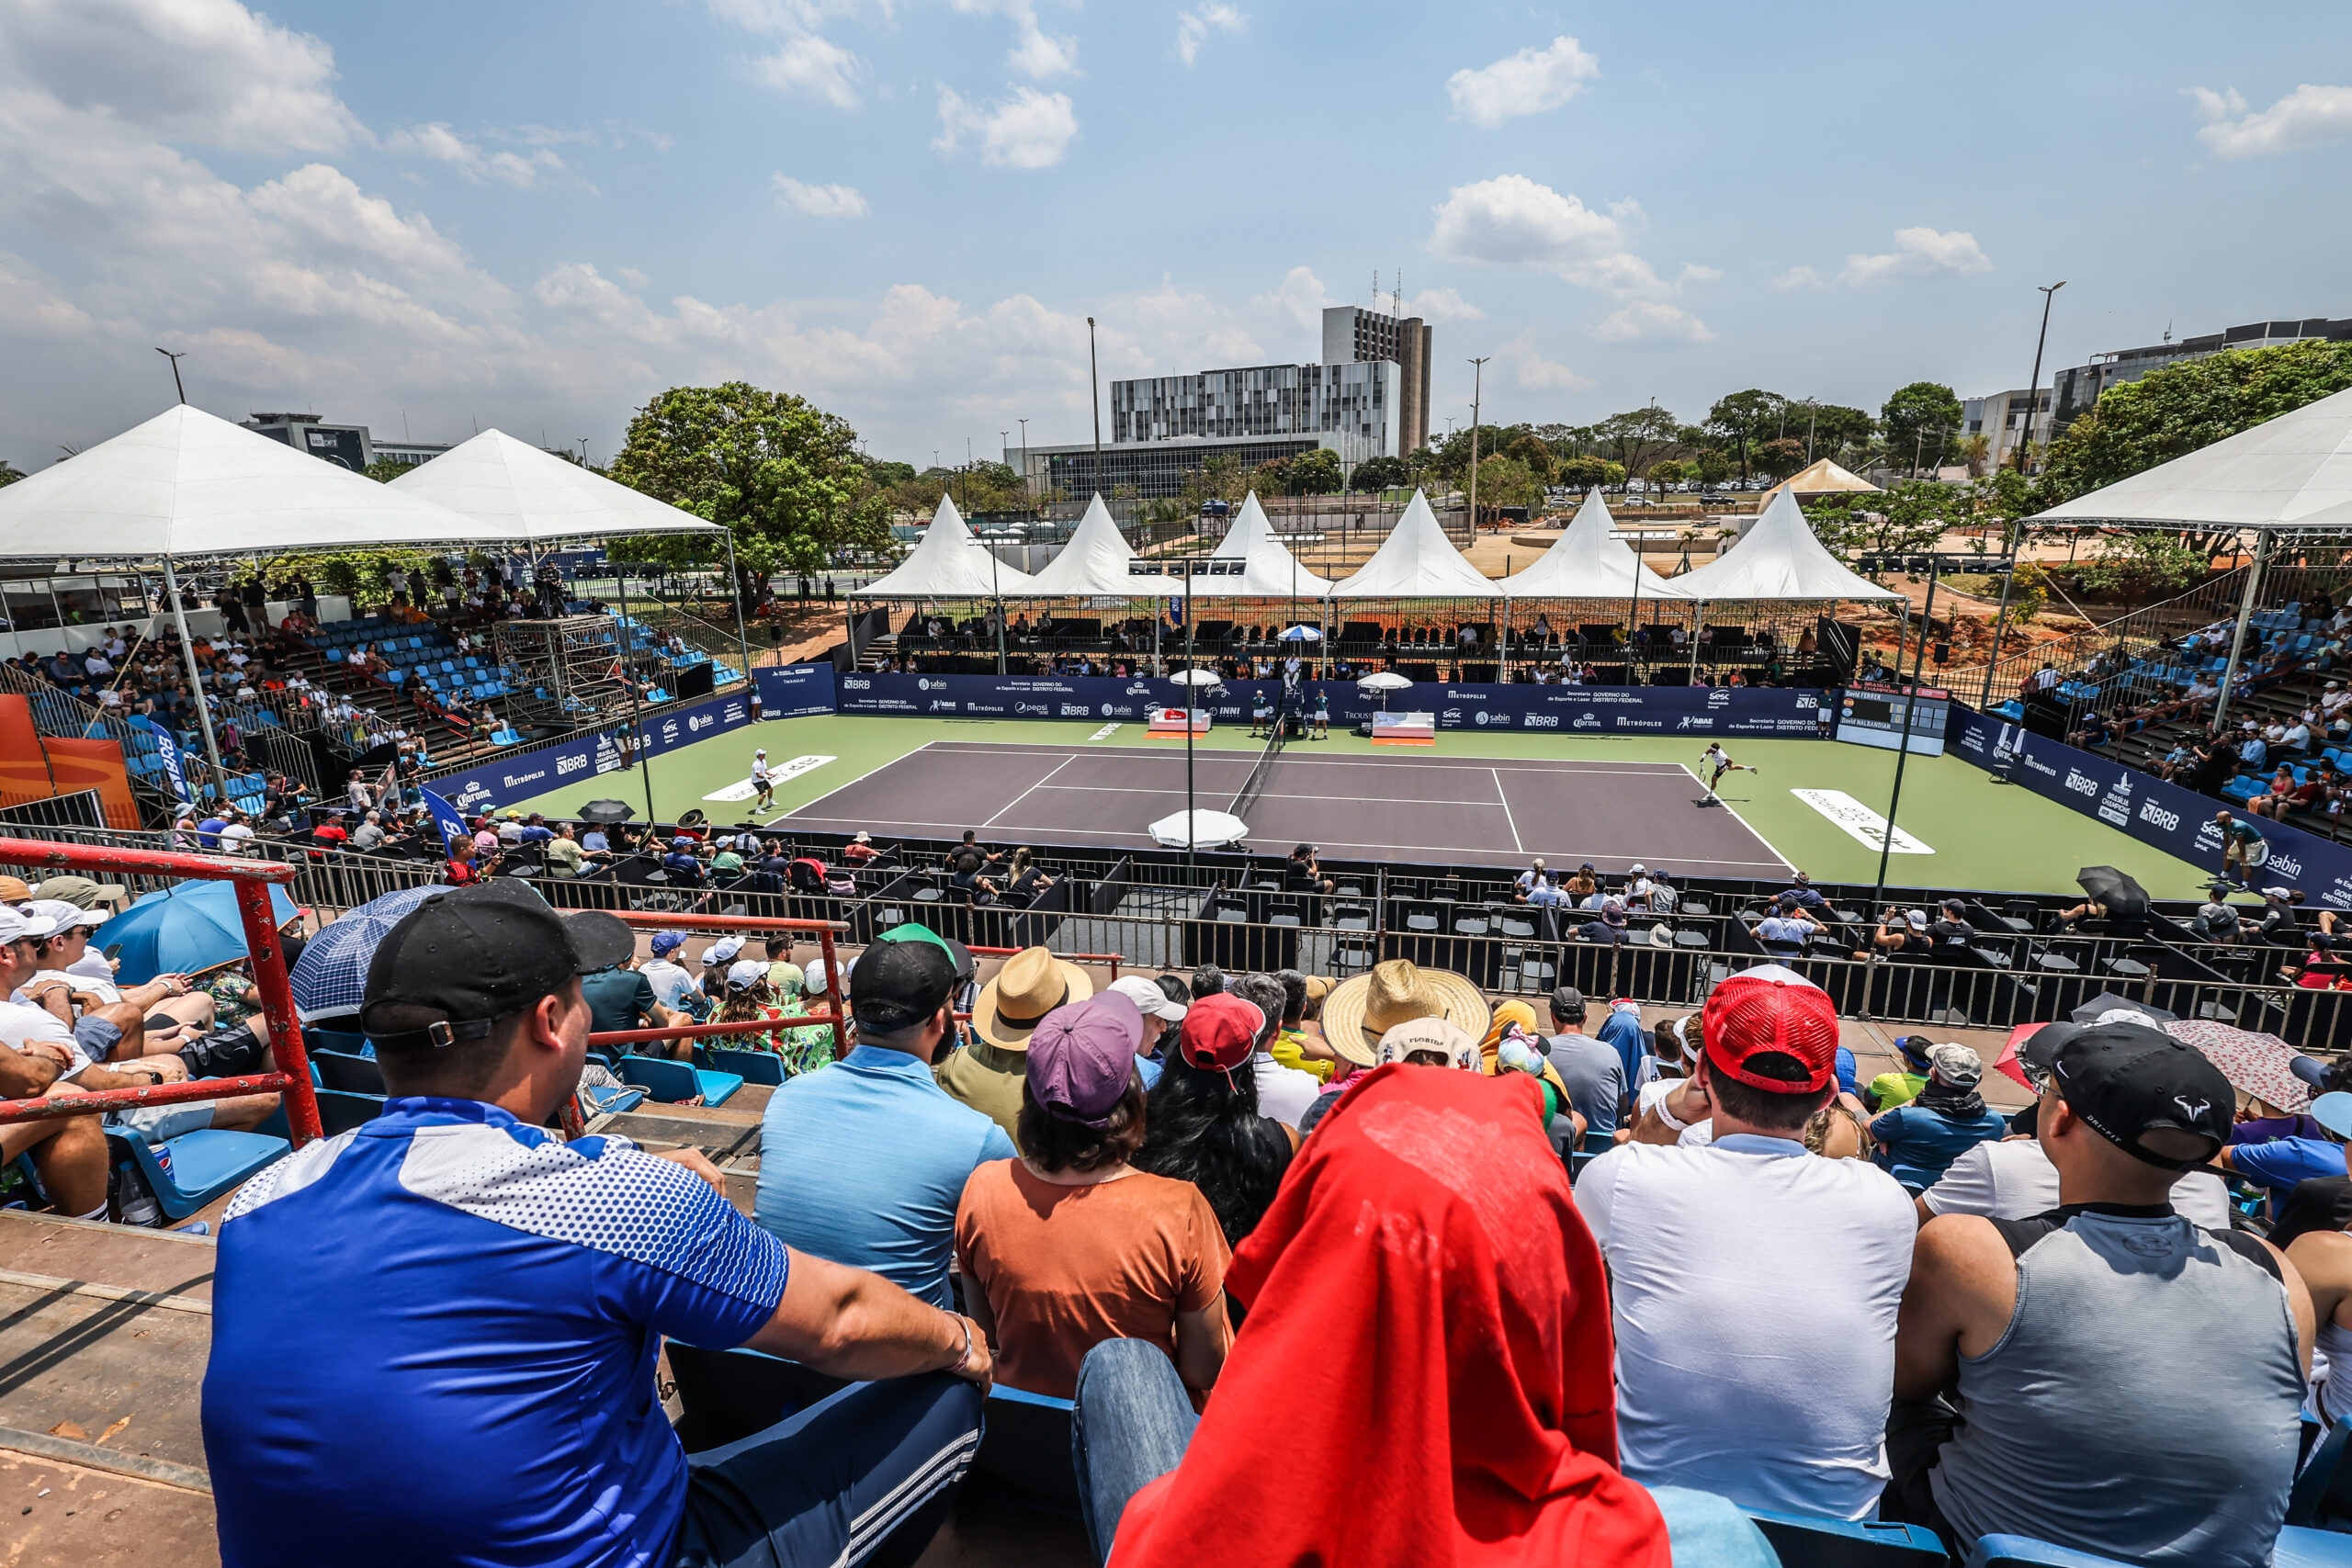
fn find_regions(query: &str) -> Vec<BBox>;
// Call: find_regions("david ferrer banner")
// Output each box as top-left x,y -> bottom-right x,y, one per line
831,671 -> 1826,736
1950,703 -> 2352,908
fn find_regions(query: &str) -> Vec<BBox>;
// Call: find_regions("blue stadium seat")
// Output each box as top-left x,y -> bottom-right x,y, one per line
312,1089 -> 384,1136
107,1127 -> 290,1222
1964,1537 -> 2132,1566
2278,1528 -> 2352,1566
616,1055 -> 741,1107
577,1082 -> 645,1117
2290,1416 -> 2352,1531
701,1047 -> 786,1086
1746,1508 -> 1946,1565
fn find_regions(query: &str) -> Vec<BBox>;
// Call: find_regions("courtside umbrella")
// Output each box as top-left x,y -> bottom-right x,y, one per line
1148,808 -> 1250,849
2075,865 -> 2150,920
1357,670 -> 1412,713
1279,626 -> 1321,641
580,799 -> 635,823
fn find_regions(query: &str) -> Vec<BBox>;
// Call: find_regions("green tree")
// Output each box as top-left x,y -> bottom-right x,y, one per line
1755,438 -> 1808,479
0,457 -> 26,487
1805,480 -> 1956,557
1558,455 -> 1610,490
1289,446 -> 1344,495
1694,449 -> 1735,486
2075,531 -> 2211,597
608,382 -> 894,598
1591,406 -> 1683,477
1646,458 -> 1689,487
1501,432 -> 1559,485
1472,454 -> 1540,513
364,457 -> 408,484
1881,382 -> 1963,478
1703,389 -> 1785,479
1350,453 -> 1408,492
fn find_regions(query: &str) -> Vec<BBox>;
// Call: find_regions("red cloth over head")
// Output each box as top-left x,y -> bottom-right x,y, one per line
1108,1065 -> 1668,1568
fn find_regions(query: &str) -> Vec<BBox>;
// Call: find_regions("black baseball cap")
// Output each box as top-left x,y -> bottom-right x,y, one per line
361,883 -> 635,1047
851,938 -> 956,1033
2041,1021 -> 2233,1171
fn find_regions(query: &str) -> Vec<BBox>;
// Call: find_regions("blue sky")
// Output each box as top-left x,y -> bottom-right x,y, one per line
3,0 -> 2350,472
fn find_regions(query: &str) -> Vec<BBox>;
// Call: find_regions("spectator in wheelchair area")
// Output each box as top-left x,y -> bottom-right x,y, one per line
1890,1020 -> 2310,1566
202,882 -> 993,1568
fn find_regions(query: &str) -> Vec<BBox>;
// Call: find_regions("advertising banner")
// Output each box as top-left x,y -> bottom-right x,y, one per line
1949,703 -> 2352,908
830,671 -> 1828,737
754,662 -> 838,718
430,688 -> 753,816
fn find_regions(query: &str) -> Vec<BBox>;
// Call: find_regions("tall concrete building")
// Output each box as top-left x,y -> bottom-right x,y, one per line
1323,305 -> 1431,456
2050,315 -> 2352,433
1960,389 -> 2052,468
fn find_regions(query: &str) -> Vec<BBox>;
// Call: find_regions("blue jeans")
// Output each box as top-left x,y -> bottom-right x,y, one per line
1069,1341 -> 1778,1568
672,1371 -> 984,1568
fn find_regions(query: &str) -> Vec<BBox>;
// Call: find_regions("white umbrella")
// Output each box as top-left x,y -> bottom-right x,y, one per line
1356,671 -> 1412,691
1149,808 -> 1251,849
1279,625 -> 1322,641
1168,668 -> 1223,686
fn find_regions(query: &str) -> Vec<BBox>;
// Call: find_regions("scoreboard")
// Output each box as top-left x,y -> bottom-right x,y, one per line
1836,683 -> 1950,756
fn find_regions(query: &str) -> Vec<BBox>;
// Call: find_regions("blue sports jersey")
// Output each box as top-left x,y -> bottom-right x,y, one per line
202,1098 -> 789,1568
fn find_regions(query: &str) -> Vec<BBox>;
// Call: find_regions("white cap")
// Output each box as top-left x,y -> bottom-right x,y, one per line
804,956 -> 831,996
703,935 -> 745,964
25,899 -> 105,931
726,959 -> 768,991
1108,975 -> 1187,1022
0,907 -> 59,943
754,749 -> 766,756
1629,863 -> 1646,874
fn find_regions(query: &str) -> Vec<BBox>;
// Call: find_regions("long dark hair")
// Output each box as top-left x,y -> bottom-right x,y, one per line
1134,1053 -> 1290,1247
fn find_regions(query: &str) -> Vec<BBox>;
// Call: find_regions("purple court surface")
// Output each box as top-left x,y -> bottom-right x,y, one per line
773,739 -> 1792,875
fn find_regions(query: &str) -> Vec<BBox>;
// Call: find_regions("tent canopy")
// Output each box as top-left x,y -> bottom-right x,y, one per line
1197,491 -> 1331,599
1329,490 -> 1500,600
2031,384 -> 2352,529
1498,488 -> 1688,600
1761,457 -> 1880,502
389,428 -> 718,543
1016,493 -> 1181,596
1665,489 -> 1903,602
853,493 -> 1037,600
0,404 -> 491,562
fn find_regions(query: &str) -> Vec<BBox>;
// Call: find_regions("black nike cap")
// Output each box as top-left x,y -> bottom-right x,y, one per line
362,882 -> 635,1048
2043,1020 -> 2233,1172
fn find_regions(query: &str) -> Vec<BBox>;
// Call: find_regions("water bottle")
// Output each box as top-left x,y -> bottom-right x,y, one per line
111,1159 -> 160,1227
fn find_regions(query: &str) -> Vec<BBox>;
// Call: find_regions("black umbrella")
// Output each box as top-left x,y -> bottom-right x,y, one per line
579,799 -> 635,824
2075,865 -> 2150,920
2068,991 -> 2177,1024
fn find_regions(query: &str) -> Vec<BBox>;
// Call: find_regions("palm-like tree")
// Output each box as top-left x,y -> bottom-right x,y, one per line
0,457 -> 25,488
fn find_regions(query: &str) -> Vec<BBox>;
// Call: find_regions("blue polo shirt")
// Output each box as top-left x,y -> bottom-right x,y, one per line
1871,1102 -> 2010,1191
755,1045 -> 1015,1309
202,1098 -> 788,1568
2232,1136 -> 2347,1194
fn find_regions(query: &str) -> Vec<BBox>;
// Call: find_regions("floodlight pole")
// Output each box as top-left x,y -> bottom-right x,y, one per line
1088,317 -> 1103,503
2015,282 -> 2066,474
1623,489 -> 1645,685
2213,529 -> 2270,731
1980,542 -> 2020,708
1183,559 -> 1196,870
615,566 -> 656,826
155,348 -> 187,404
1465,357 -> 1488,538
161,556 -> 230,798
1870,556 -> 1940,917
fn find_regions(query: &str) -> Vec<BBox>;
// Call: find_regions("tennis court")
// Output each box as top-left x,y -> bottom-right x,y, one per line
771,738 -> 1792,875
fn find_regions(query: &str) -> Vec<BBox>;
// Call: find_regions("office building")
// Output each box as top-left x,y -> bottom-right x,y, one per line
1960,388 -> 2051,468
1111,359 -> 1401,460
1011,433 -> 1329,502
241,412 -> 373,472
1323,305 -> 1431,456
2050,316 -> 2352,432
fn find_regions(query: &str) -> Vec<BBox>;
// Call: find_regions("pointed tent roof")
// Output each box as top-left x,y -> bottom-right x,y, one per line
1498,488 -> 1689,600
1329,490 -> 1500,599
388,428 -> 718,542
2031,385 -> 2352,529
0,404 -> 488,561
1665,489 -> 1903,601
1194,491 -> 1331,598
1016,493 -> 1182,596
852,493 -> 1037,599
1760,457 -> 1880,502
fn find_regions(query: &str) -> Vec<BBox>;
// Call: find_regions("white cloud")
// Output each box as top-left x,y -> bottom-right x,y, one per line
1428,175 -> 1665,295
1592,300 -> 1714,344
1406,286 -> 1483,322
747,31 -> 866,108
1446,36 -> 1599,129
1175,5 -> 1247,67
773,174 -> 869,218
933,85 -> 1079,169
1836,227 -> 1992,285
1771,265 -> 1825,290
386,124 -> 571,188
1007,26 -> 1080,78
1252,265 -> 1329,333
2193,83 -> 2352,157
1677,264 -> 1723,285
1498,330 -> 1587,390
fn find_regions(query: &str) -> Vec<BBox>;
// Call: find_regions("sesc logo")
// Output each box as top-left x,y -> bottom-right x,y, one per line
1522,714 -> 1558,728
1442,708 -> 1462,723
1705,689 -> 1731,707
841,678 -> 870,690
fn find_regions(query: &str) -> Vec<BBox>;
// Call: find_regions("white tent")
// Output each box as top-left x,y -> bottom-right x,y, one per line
1759,457 -> 1880,503
0,404 -> 487,561
1498,488 -> 1689,600
853,493 -> 1037,600
1664,489 -> 1903,601
1016,493 -> 1182,596
389,428 -> 718,542
1195,491 -> 1331,599
1329,490 -> 1500,600
2032,384 -> 2352,529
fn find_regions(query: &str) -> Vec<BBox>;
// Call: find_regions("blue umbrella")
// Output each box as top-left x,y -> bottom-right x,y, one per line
1279,625 -> 1322,641
288,884 -> 439,1018
109,879 -> 301,987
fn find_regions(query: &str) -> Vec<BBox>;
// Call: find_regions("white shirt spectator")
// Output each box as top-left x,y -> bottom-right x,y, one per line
1577,1135 -> 1916,1518
105,634 -> 127,660
0,998 -> 88,1076
83,651 -> 112,676
2284,722 -> 2313,751
218,821 -> 255,853
639,957 -> 698,1013
1250,1051 -> 1319,1129
1919,1137 -> 2232,1228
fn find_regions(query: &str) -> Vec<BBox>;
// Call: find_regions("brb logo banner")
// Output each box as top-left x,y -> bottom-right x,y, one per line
1949,703 -> 2352,906
426,690 -> 754,815
829,671 -> 1825,735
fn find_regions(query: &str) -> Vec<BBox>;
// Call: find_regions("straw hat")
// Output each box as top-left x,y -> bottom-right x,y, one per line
1321,958 -> 1491,1067
971,943 -> 1097,1051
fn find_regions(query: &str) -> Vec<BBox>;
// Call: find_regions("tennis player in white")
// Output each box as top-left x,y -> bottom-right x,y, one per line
751,748 -> 775,811
1699,741 -> 1757,805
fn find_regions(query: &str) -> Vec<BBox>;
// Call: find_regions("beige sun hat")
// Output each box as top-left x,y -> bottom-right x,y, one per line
971,943 -> 1097,1051
1320,958 -> 1491,1067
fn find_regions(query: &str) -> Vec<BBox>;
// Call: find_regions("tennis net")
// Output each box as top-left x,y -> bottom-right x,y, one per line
1229,723 -> 1285,820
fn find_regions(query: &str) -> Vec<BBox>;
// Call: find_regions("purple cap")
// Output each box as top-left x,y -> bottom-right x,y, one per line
1026,991 -> 1143,1130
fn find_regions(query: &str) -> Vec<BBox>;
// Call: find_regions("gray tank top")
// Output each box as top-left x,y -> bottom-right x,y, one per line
1931,1206 -> 2303,1567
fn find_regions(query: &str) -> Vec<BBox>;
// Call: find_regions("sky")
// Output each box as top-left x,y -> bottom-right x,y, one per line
3,0 -> 2351,474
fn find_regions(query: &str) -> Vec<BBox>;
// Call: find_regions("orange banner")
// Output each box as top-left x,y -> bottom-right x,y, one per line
39,737 -> 141,829
0,694 -> 57,811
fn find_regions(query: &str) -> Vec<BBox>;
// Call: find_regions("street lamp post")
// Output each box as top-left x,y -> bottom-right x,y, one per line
974,533 -> 1010,674
1464,357 -> 1489,541
2017,282 -> 2067,474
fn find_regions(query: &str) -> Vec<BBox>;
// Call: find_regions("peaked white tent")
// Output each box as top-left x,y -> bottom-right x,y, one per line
1498,488 -> 1688,599
1196,491 -> 1331,599
2031,384 -> 2352,528
1017,493 -> 1181,596
1329,490 -> 1499,600
389,428 -> 720,542
1759,458 -> 1880,503
0,403 -> 485,561
1666,489 -> 1902,602
853,493 -> 1037,600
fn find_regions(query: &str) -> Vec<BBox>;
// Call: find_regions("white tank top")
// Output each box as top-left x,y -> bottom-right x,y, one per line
2318,1311 -> 2352,1426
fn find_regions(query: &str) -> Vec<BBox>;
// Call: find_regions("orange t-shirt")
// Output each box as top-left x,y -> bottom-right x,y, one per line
956,1161 -> 1230,1400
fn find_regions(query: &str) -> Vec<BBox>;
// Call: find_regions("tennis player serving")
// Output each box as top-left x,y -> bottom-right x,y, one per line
1699,741 -> 1757,805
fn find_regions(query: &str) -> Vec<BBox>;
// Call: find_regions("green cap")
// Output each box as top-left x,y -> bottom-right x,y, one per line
878,921 -> 973,979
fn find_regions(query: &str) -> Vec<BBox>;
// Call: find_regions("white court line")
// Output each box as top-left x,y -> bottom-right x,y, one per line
759,739 -> 949,829
980,755 -> 1080,829
1491,769 -> 1525,853
1023,782 -> 1510,808
1679,763 -> 1795,873
915,740 -> 1688,776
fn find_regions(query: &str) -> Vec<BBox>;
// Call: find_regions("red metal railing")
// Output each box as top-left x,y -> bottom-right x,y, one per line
603,912 -> 850,1062
0,837 -> 323,1145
